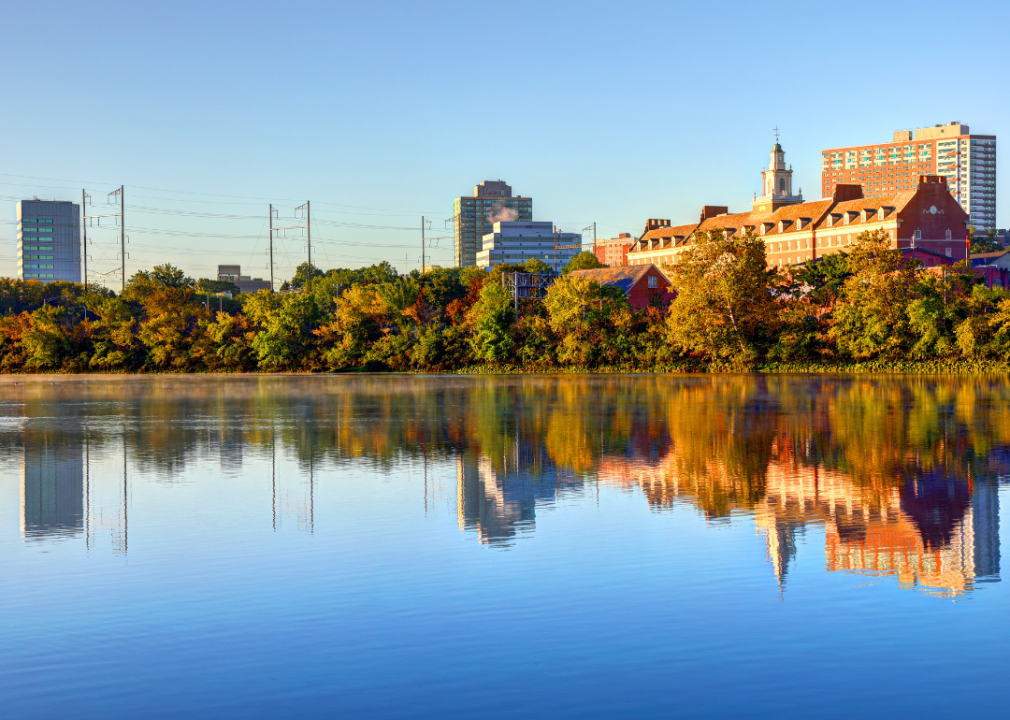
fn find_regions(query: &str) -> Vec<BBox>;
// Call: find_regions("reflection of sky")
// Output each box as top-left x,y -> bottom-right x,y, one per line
0,377 -> 1008,718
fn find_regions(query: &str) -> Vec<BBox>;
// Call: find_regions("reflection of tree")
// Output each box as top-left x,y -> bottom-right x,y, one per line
2,374 -> 1006,594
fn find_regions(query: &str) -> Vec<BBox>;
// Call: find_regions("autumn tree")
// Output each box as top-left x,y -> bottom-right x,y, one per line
665,229 -> 780,368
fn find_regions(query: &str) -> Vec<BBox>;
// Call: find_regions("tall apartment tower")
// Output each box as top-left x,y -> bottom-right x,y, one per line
453,180 -> 532,267
822,122 -> 996,234
17,200 -> 82,283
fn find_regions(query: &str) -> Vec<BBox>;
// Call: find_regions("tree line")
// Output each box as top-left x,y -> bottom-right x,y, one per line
2,229 -> 1010,373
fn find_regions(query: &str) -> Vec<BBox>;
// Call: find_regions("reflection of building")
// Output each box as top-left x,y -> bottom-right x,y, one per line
456,441 -> 585,547
754,461 -> 1001,597
21,440 -> 84,539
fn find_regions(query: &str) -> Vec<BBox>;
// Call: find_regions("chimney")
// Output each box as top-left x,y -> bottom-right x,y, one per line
832,184 -> 864,202
700,206 -> 729,221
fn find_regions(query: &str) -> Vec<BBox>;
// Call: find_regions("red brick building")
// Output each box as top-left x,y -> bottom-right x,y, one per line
592,233 -> 636,267
628,176 -> 971,268
569,265 -> 672,310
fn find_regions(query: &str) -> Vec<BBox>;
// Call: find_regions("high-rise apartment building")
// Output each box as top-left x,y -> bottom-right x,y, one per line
822,122 -> 996,234
17,200 -> 81,283
454,180 -> 532,267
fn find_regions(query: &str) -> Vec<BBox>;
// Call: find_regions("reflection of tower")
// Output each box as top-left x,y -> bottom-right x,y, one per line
455,440 -> 585,547
971,480 -> 1000,583
21,438 -> 84,539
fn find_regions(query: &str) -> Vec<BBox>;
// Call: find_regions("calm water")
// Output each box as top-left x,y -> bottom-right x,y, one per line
1,375 -> 1007,719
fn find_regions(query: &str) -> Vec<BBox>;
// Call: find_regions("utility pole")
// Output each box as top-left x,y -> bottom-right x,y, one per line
421,216 -> 426,272
82,185 -> 124,292
120,186 -> 125,289
269,204 -> 275,292
81,190 -> 88,291
296,201 -> 312,266
554,225 -> 558,272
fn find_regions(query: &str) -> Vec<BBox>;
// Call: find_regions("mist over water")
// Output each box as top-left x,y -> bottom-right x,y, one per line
0,375 -> 1007,718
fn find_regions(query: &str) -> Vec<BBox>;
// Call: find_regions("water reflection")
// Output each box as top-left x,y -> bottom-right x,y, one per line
21,431 -> 83,540
1,375 -> 1005,597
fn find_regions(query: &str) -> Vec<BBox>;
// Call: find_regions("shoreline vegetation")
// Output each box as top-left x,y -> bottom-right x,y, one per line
4,229 -> 1010,377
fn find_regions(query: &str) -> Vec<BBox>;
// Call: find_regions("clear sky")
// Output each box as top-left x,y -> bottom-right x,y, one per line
1,0 -> 1006,288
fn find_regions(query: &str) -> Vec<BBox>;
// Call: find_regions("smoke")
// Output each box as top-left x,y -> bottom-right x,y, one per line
487,206 -> 518,224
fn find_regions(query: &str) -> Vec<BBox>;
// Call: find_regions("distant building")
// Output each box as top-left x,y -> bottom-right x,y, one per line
17,200 -> 81,283
454,180 -> 533,267
569,265 -> 672,310
628,141 -> 972,269
822,121 -> 996,234
218,264 -> 272,294
476,221 -> 581,274
592,233 -> 636,267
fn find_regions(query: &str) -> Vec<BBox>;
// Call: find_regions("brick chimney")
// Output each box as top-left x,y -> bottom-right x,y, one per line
700,206 -> 729,221
832,184 -> 864,202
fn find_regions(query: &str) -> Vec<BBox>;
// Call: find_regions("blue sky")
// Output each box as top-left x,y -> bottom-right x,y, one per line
1,0 -> 1006,287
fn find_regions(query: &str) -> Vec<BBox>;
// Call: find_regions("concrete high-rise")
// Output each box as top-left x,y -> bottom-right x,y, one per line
454,180 -> 532,267
17,200 -> 81,283
821,122 -> 996,234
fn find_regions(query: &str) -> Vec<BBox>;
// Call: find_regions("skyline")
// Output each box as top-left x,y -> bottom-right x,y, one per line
2,0 -> 1006,288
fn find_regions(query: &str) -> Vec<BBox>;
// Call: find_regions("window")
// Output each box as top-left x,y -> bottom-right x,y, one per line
945,230 -> 951,240
945,248 -> 952,257
648,275 -> 658,289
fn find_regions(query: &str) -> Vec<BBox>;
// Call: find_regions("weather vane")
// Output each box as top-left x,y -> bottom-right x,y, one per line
773,125 -> 780,142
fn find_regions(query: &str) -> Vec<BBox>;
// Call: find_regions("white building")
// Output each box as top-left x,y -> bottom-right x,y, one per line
17,200 -> 81,283
475,221 -> 582,273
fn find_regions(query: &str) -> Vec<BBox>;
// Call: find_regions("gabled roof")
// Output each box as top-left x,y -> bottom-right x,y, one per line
570,265 -> 660,293
638,221 -> 700,244
902,246 -> 955,262
971,250 -> 1010,260
814,190 -> 916,231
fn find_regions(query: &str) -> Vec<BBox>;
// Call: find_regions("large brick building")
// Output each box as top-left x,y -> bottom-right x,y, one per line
627,142 -> 972,269
821,122 -> 996,234
592,233 -> 635,267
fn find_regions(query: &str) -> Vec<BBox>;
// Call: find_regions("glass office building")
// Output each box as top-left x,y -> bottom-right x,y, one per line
17,200 -> 82,283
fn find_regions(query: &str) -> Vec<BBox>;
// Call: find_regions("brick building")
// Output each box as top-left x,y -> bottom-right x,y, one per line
592,233 -> 635,267
569,265 -> 672,310
627,141 -> 971,269
822,122 -> 996,234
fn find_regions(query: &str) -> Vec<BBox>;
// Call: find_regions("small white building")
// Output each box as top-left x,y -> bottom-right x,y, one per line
475,221 -> 582,273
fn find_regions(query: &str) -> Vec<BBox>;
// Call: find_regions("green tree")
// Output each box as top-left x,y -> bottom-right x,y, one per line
285,262 -> 324,291
829,230 -> 916,360
197,278 -> 241,295
665,229 -> 780,367
562,251 -> 606,274
468,279 -> 515,363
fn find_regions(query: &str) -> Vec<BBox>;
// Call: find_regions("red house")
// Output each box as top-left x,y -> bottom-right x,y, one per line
569,264 -> 672,310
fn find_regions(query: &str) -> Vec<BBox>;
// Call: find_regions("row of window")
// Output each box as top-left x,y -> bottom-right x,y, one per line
23,264 -> 54,269
20,240 -> 53,246
24,273 -> 54,279
21,255 -> 54,260
21,227 -> 53,233
20,218 -> 54,223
